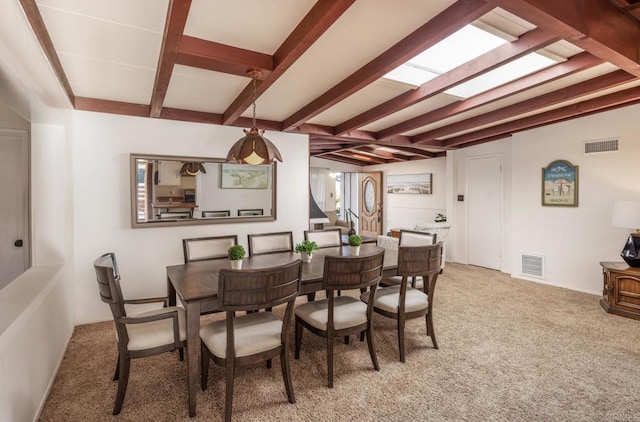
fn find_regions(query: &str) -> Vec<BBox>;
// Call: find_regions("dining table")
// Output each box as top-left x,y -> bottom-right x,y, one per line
166,243 -> 397,417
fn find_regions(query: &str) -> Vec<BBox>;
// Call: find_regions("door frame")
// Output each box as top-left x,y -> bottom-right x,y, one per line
465,153 -> 503,270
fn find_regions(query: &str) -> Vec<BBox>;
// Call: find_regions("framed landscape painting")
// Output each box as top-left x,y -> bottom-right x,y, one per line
387,173 -> 432,194
542,160 -> 578,207
220,164 -> 269,189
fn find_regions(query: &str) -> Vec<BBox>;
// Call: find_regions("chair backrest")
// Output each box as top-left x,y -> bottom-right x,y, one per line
182,235 -> 238,263
322,249 -> 385,292
202,210 -> 230,218
399,229 -> 437,246
159,211 -> 192,219
93,252 -> 126,319
217,260 -> 302,312
397,243 -> 442,299
238,209 -> 263,216
304,229 -> 342,248
247,231 -> 294,256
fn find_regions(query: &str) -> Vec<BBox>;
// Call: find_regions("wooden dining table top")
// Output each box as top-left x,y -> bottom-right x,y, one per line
166,243 -> 398,302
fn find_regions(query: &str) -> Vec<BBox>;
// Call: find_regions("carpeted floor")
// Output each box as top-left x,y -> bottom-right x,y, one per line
39,263 -> 640,421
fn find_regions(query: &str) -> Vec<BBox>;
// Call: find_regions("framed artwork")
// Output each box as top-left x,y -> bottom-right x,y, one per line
386,173 -> 432,194
542,160 -> 578,207
220,163 -> 269,189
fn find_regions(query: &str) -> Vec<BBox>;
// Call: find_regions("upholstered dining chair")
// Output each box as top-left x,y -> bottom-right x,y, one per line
158,211 -> 192,219
182,235 -> 238,263
93,252 -> 186,415
381,229 -> 438,289
294,249 -> 385,388
304,229 -> 342,248
361,243 -> 442,362
201,210 -> 230,218
247,231 -> 294,256
199,260 -> 302,422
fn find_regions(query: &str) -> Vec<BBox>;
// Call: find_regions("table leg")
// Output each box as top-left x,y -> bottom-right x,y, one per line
185,301 -> 201,417
167,276 -> 177,307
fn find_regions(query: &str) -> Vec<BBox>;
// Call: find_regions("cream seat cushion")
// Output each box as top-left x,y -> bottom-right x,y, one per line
361,285 -> 428,313
124,306 -> 186,351
199,312 -> 282,358
295,296 -> 367,330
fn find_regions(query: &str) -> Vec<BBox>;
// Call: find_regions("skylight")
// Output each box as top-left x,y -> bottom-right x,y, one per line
383,24 -> 560,99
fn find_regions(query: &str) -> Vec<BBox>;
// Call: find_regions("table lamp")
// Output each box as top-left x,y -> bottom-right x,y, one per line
612,200 -> 640,267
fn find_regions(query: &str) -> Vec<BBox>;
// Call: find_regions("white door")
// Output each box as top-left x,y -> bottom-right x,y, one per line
0,131 -> 29,289
467,155 -> 502,270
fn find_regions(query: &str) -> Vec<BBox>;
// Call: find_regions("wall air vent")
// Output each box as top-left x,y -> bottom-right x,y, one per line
584,137 -> 619,154
521,253 -> 545,279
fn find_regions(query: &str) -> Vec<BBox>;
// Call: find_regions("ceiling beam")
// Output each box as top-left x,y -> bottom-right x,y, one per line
376,51 -> 602,140
486,0 -> 640,77
316,153 -> 369,166
149,0 -> 192,118
390,146 -> 439,157
334,27 -> 558,135
75,97 -> 149,117
331,151 -> 390,165
222,0 -> 355,125
441,85 -> 640,148
356,147 -> 406,161
175,36 -> 273,78
412,69 -> 636,145
19,0 -> 75,107
281,0 -> 495,131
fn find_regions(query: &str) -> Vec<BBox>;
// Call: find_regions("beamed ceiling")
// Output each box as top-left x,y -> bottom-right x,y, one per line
19,0 -> 640,166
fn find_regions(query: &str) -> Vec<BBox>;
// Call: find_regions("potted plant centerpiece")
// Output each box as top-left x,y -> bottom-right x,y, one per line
227,245 -> 246,269
295,240 -> 319,263
348,234 -> 362,256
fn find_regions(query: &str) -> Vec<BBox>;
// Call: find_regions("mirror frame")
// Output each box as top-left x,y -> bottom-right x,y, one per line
130,153 -> 277,228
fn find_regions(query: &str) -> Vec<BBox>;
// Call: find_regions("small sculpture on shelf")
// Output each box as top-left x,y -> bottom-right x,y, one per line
434,213 -> 447,223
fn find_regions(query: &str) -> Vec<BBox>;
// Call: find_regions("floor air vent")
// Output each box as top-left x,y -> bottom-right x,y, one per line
521,253 -> 545,279
584,137 -> 619,154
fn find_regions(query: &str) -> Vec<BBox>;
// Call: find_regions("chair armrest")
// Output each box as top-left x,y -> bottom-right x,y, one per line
336,219 -> 349,228
119,309 -> 181,348
123,296 -> 169,307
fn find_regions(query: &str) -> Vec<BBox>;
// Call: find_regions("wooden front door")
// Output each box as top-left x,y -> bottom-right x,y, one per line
358,172 -> 382,238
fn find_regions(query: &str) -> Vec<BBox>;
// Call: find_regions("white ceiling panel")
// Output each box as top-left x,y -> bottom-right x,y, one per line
164,65 -> 248,113
360,95 -> 460,132
38,5 -> 163,69
59,54 -> 155,104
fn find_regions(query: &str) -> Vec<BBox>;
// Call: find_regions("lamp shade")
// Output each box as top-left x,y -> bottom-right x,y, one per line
226,128 -> 283,165
612,201 -> 640,229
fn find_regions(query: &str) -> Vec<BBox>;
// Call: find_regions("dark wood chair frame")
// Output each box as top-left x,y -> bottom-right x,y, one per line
399,229 -> 438,245
93,252 -> 185,415
201,210 -> 231,218
247,231 -> 294,256
182,235 -> 238,263
294,250 -> 385,388
158,210 -> 192,219
200,260 -> 302,422
303,228 -> 343,248
372,243 -> 442,362
380,230 -> 438,289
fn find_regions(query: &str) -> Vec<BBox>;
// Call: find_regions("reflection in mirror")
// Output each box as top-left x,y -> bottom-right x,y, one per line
131,154 -> 276,228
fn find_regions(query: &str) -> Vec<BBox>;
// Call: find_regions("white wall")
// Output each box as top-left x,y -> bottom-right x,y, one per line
509,104 -> 640,294
71,111 -> 309,324
368,157 -> 447,234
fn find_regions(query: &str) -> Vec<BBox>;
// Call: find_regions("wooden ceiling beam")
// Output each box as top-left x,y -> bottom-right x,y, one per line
281,0 -> 495,131
391,146 -> 439,157
75,97 -> 149,117
412,69 -> 635,145
486,0 -> 640,76
315,153 -> 370,166
150,0 -> 192,118
335,27 -> 558,135
441,85 -> 640,148
222,0 -> 355,125
356,147 -> 406,161
332,151 -> 390,165
175,36 -> 274,77
376,51 -> 602,140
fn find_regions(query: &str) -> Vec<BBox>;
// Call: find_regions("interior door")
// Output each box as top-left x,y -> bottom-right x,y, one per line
0,131 -> 29,289
359,172 -> 382,239
467,155 -> 502,270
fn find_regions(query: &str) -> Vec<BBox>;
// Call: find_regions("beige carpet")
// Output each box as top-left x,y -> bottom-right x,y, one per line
39,263 -> 640,421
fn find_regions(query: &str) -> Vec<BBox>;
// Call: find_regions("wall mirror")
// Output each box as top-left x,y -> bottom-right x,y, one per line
130,153 -> 276,228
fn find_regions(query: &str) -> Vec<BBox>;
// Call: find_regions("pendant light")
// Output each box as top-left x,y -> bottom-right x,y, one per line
226,70 -> 283,165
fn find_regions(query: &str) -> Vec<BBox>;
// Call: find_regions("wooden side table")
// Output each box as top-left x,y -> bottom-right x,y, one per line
600,262 -> 640,320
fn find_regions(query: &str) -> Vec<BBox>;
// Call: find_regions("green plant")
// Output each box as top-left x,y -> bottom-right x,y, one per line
295,240 -> 318,254
348,234 -> 362,247
227,245 -> 246,260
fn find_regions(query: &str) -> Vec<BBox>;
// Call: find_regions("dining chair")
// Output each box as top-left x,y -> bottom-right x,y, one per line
247,231 -> 294,256
159,211 -> 192,219
304,229 -> 342,248
361,243 -> 442,362
381,229 -> 438,289
202,210 -> 230,218
238,208 -> 263,216
182,235 -> 238,263
294,249 -> 385,388
199,260 -> 303,422
93,252 -> 186,415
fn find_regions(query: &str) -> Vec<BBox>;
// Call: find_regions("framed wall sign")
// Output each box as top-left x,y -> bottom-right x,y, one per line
386,173 -> 432,194
542,160 -> 578,207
